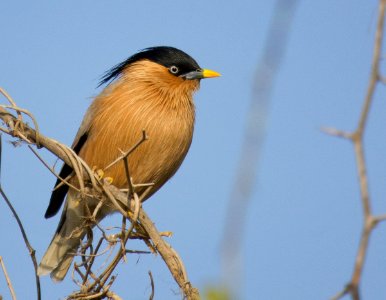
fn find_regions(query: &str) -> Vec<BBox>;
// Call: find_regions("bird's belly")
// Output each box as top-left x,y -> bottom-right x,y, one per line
79,107 -> 193,198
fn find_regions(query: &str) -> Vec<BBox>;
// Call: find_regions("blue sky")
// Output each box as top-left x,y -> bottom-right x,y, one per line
1,1 -> 386,299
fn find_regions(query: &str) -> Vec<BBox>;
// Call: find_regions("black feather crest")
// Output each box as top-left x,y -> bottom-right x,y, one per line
98,46 -> 200,87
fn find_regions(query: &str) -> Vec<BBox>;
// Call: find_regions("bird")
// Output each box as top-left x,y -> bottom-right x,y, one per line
37,46 -> 220,281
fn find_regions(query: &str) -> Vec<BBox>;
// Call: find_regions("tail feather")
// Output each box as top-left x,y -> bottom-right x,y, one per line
38,190 -> 88,281
37,223 -> 85,280
51,254 -> 74,282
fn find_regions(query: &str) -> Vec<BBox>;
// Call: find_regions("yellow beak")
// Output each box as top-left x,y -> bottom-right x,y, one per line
183,68 -> 221,80
202,69 -> 221,78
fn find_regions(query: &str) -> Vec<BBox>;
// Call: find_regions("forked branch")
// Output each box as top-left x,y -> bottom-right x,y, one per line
327,0 -> 386,299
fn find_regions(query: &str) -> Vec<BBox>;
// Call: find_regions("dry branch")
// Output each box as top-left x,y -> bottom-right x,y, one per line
328,0 -> 386,299
0,187 -> 41,300
0,129 -> 41,300
0,88 -> 200,299
0,256 -> 16,300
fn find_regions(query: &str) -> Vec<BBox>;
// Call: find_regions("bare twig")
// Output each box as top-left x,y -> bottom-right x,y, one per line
28,145 -> 82,193
104,130 -> 148,172
0,133 -> 41,300
138,208 -> 199,299
0,187 -> 41,299
148,271 -> 155,300
0,88 -> 41,147
0,257 -> 16,300
320,127 -> 352,140
328,0 -> 386,299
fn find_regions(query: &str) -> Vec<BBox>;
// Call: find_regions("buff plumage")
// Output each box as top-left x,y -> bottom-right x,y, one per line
38,46 -> 220,280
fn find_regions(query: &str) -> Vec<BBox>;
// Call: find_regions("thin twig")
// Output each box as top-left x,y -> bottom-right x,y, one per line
0,88 -> 41,147
125,250 -> 151,254
82,237 -> 105,286
0,187 -> 41,299
320,127 -> 352,140
104,130 -> 148,172
0,88 -> 22,123
123,155 -> 134,200
0,132 -> 41,300
148,271 -> 155,300
0,257 -> 16,300
28,145 -> 82,193
330,0 -> 386,299
138,208 -> 199,299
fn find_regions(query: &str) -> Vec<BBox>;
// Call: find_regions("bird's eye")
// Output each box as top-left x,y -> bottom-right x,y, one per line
169,66 -> 179,74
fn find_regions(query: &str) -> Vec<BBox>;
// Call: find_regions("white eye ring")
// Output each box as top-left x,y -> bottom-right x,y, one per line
169,66 -> 179,74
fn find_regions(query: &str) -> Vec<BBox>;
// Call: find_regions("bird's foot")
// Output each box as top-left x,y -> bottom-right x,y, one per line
95,168 -> 104,179
95,168 -> 114,184
104,177 -> 114,184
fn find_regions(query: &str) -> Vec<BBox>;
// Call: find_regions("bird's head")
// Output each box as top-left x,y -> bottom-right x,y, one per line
99,46 -> 220,96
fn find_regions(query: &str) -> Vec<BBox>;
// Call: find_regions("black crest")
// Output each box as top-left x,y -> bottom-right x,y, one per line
99,46 -> 201,87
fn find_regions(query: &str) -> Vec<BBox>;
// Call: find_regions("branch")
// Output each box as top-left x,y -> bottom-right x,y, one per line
148,271 -> 155,300
328,0 -> 386,299
0,134 -> 41,300
0,89 -> 200,299
0,257 -> 16,300
0,187 -> 42,300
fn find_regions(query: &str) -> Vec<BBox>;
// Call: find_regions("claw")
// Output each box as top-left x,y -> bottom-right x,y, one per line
96,169 -> 104,180
95,169 -> 114,184
104,177 -> 114,184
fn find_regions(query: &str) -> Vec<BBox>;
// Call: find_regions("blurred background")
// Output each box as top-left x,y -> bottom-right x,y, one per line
1,1 -> 386,299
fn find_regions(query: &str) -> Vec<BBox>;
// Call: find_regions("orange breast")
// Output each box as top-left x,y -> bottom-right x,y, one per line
78,62 -> 197,198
